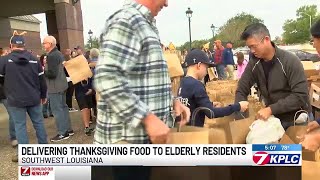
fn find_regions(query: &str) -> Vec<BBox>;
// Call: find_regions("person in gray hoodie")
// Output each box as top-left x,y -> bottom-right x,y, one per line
43,36 -> 73,142
235,23 -> 311,130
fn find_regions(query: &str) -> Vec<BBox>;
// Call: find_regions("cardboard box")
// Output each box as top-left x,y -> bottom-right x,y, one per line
309,82 -> 320,109
301,61 -> 319,78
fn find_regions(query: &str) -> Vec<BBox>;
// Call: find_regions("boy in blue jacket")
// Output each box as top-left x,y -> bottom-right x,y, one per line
177,49 -> 249,127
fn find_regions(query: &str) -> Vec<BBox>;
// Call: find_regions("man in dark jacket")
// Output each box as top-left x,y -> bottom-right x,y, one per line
222,42 -> 235,80
0,57 -> 17,147
0,32 -> 48,162
235,23 -> 310,130
43,36 -> 73,142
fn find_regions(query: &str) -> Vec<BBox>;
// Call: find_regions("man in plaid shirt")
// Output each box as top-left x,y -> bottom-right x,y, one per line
93,0 -> 190,179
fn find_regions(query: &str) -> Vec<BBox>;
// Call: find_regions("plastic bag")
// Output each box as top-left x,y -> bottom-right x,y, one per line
246,116 -> 285,144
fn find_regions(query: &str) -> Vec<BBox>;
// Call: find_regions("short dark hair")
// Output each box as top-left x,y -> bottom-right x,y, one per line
311,19 -> 320,38
241,23 -> 270,40
236,52 -> 244,60
11,44 -> 25,48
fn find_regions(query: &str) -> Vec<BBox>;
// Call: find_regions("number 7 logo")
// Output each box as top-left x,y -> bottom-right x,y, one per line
253,152 -> 270,165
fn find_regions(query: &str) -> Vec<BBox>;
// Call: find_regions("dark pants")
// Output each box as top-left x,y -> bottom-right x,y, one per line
66,82 -> 74,108
92,93 -> 97,117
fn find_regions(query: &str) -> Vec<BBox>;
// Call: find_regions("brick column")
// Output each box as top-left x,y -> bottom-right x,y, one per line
48,0 -> 84,52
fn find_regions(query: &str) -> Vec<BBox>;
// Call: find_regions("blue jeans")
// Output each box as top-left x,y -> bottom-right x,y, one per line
1,99 -> 16,141
216,64 -> 226,80
8,104 -> 48,144
48,92 -> 72,135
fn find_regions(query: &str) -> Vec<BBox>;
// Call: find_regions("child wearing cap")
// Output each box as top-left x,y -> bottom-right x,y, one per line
177,49 -> 249,127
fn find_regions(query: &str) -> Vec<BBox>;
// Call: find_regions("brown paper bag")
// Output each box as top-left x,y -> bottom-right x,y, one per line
280,125 -> 320,161
152,126 -> 212,180
229,117 -> 256,144
64,55 -> 93,84
167,126 -> 211,144
205,115 -> 254,144
164,53 -> 184,78
171,77 -> 181,97
209,121 -> 233,144
302,160 -> 320,180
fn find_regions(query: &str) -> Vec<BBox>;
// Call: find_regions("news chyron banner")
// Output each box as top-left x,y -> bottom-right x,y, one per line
18,144 -> 302,180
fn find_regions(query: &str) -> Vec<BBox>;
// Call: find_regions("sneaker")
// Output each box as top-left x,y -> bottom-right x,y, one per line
12,154 -> 18,162
49,114 -> 54,117
67,130 -> 75,136
69,108 -> 78,112
84,127 -> 92,136
43,114 -> 48,118
50,133 -> 69,142
11,140 -> 18,148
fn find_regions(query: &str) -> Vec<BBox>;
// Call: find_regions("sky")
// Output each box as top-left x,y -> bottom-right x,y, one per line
33,0 -> 320,46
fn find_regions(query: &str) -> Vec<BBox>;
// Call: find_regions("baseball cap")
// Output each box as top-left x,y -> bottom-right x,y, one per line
184,49 -> 214,67
10,35 -> 25,45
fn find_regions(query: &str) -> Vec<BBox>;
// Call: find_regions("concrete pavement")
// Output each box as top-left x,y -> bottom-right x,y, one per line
0,102 -> 94,180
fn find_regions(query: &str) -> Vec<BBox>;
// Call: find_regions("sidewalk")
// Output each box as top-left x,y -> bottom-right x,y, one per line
0,103 -> 93,180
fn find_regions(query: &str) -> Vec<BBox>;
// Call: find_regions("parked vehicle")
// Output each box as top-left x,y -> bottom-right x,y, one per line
287,49 -> 320,62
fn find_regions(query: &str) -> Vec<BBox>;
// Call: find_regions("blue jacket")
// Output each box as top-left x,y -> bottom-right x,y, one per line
222,48 -> 234,66
177,76 -> 240,127
0,50 -> 47,107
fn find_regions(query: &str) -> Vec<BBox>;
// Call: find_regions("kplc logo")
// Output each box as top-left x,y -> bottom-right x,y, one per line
253,151 -> 300,165
20,167 -> 31,176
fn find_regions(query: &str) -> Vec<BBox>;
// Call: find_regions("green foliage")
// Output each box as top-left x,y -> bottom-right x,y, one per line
177,12 -> 263,50
282,5 -> 320,44
85,36 -> 100,50
216,12 -> 263,47
178,39 -> 210,51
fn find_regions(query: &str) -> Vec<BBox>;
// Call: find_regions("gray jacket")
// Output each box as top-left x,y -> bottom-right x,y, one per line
235,44 -> 310,122
45,47 -> 68,93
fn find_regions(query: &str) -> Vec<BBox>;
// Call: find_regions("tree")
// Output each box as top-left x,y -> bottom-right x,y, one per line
177,12 -> 263,50
215,12 -> 263,47
178,39 -> 210,51
85,36 -> 100,50
282,5 -> 320,44
273,36 -> 283,45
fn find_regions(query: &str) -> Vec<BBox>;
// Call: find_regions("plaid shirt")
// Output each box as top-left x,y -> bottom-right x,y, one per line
94,1 -> 173,144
